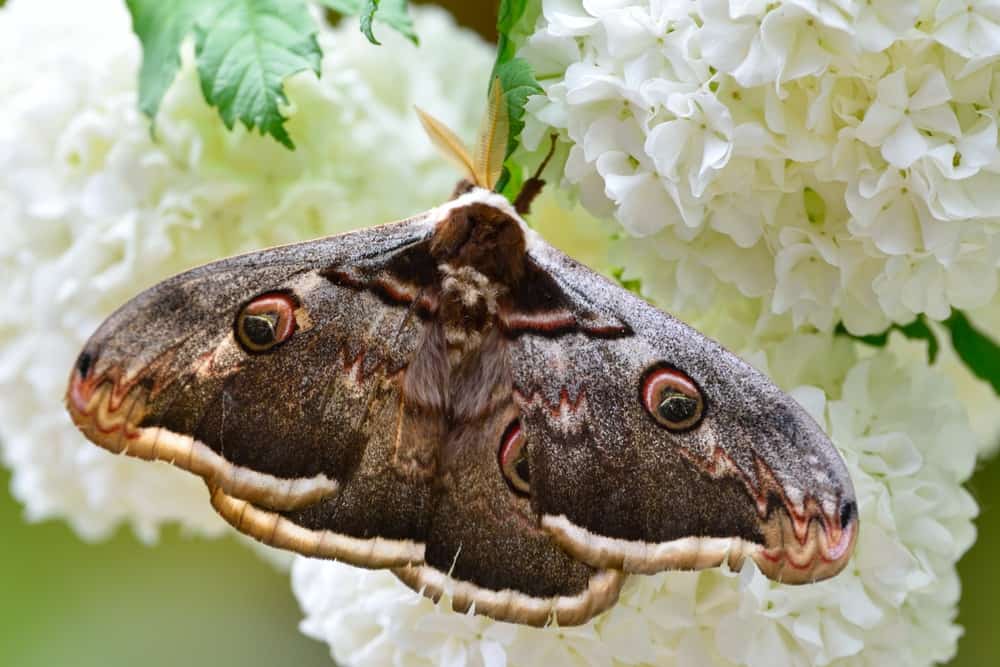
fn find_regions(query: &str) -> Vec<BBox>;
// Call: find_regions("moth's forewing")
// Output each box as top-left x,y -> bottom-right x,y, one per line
516,241 -> 858,583
66,217 -> 440,564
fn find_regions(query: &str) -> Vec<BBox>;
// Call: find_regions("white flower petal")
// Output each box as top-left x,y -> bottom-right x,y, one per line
854,0 -> 919,51
882,119 -> 929,168
934,0 -> 1000,58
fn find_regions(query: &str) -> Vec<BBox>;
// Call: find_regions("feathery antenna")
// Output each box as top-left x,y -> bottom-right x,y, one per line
415,107 -> 478,185
473,78 -> 509,191
416,76 -> 510,192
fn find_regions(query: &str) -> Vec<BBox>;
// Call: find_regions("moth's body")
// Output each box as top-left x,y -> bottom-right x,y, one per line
66,187 -> 858,626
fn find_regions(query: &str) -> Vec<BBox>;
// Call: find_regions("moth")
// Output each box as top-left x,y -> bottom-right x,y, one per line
66,83 -> 857,627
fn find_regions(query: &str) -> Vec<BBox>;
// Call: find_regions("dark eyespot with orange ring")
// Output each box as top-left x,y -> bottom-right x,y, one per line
641,365 -> 704,431
498,419 -> 530,496
235,292 -> 298,353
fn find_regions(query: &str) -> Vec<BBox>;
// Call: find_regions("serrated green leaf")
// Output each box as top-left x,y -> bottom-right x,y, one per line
359,0 -> 379,44
494,59 -> 541,152
495,164 -> 515,196
368,0 -> 416,43
835,315 -> 940,363
194,0 -> 322,149
803,186 -> 826,225
126,0 -> 209,122
492,58 -> 542,193
492,0 -> 544,197
494,0 -> 541,72
318,0 -> 416,44
491,58 -> 542,196
944,310 -> 1000,395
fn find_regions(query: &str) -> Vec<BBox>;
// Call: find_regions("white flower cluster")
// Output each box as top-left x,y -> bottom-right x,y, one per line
519,0 -> 1000,334
0,0 -> 493,540
293,203 -> 980,667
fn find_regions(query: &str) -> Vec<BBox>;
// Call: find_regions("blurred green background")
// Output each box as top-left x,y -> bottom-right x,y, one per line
2,2 -> 998,665
0,467 -> 330,666
960,461 -> 999,667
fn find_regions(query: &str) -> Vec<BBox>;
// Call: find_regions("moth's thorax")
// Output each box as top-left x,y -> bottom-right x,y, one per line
430,202 -> 527,286
430,200 -> 527,359
438,263 -> 497,354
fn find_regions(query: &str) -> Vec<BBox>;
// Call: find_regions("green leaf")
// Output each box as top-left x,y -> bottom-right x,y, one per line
492,58 -> 542,193
317,0 -> 417,44
494,58 -> 542,156
492,0 -> 544,196
498,159 -> 524,202
803,186 -> 826,225
494,0 -> 537,67
835,316 -> 940,363
367,0 -> 417,43
897,317 -> 940,362
360,0 -> 379,44
496,0 -> 529,34
943,310 -> 1000,395
611,267 -> 643,295
126,0 -> 208,121
194,0 -> 322,149
835,324 -> 889,348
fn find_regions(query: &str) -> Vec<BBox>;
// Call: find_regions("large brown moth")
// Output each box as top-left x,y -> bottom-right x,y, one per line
66,82 -> 857,627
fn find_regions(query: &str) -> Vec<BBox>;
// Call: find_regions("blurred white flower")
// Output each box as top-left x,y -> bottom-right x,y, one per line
519,0 -> 1000,335
0,0 -> 493,540
890,297 -> 1000,457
